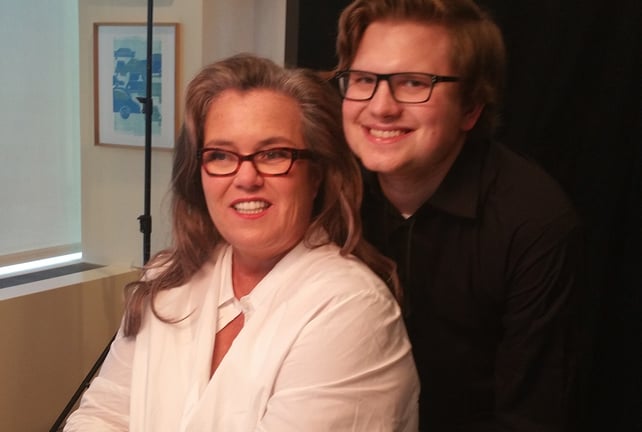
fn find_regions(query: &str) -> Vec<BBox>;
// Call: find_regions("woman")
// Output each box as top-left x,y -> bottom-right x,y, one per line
65,54 -> 418,431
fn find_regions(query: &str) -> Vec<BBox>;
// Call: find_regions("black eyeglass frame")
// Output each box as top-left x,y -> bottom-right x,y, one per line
335,70 -> 461,104
197,147 -> 316,177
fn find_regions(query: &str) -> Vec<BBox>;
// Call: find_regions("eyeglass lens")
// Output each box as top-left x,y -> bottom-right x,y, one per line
201,148 -> 302,176
340,71 -> 436,103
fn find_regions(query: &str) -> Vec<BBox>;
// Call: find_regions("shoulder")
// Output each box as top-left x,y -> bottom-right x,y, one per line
275,242 -> 399,312
489,143 -> 571,206
269,243 -> 410,354
294,243 -> 392,290
149,249 -> 224,319
484,142 -> 580,229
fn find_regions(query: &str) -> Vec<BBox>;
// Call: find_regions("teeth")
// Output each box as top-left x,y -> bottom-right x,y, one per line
369,128 -> 404,138
233,200 -> 269,214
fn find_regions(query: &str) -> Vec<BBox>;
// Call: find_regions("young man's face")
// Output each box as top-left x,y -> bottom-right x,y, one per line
342,21 -> 482,182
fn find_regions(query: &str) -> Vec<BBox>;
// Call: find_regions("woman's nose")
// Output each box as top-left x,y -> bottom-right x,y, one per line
232,160 -> 264,189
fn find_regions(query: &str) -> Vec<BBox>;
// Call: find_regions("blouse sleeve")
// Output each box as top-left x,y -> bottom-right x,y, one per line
255,287 -> 420,432
63,326 -> 134,431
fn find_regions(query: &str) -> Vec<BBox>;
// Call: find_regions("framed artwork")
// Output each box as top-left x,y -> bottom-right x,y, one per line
94,23 -> 178,149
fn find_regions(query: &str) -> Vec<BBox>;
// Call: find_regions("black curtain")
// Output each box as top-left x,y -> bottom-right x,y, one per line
476,1 -> 642,430
295,1 -> 642,430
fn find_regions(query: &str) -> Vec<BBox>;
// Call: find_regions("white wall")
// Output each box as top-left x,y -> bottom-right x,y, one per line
80,0 -> 288,268
201,0 -> 287,65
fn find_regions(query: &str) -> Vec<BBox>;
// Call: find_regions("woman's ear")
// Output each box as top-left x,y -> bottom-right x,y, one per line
310,166 -> 323,199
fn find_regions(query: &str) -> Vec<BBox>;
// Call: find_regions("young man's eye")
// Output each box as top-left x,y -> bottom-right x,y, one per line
352,74 -> 375,85
400,76 -> 431,89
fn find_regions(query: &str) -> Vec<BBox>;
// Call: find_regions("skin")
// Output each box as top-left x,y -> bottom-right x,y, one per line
342,20 -> 483,214
202,89 -> 321,298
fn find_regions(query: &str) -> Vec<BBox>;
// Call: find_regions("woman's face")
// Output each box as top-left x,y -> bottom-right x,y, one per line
201,89 -> 320,267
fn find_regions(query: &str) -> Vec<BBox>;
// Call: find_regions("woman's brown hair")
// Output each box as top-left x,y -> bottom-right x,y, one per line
123,54 -> 400,336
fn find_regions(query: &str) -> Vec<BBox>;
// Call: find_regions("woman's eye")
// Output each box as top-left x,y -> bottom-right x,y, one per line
261,149 -> 289,160
206,151 -> 232,162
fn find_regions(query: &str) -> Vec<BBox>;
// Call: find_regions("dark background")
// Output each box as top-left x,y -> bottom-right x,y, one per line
290,1 -> 642,430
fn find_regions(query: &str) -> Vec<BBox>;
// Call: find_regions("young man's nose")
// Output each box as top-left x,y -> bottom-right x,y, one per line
368,81 -> 403,116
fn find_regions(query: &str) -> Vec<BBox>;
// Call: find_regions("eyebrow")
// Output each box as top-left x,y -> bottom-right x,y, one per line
203,136 -> 300,150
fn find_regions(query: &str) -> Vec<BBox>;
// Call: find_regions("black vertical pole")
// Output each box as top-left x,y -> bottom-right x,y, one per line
138,0 -> 154,265
50,2 -> 154,430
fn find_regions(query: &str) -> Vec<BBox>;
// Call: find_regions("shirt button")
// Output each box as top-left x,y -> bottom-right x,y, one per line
239,298 -> 253,315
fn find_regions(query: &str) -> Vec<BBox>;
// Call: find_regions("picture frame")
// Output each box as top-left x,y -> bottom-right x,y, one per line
94,23 -> 178,149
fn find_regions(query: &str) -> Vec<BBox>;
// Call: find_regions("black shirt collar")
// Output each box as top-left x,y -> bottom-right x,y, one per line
427,138 -> 489,219
363,138 -> 490,221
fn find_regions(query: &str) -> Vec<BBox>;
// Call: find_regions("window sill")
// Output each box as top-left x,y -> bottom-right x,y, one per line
0,264 -> 138,301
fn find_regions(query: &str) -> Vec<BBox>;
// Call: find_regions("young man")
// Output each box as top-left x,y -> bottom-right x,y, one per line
336,0 -> 587,430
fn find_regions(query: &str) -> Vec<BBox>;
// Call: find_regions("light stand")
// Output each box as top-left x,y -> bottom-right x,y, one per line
49,1 -> 154,430
138,0 -> 154,264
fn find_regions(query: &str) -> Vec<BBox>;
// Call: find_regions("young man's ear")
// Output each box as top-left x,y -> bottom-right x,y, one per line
461,103 -> 484,132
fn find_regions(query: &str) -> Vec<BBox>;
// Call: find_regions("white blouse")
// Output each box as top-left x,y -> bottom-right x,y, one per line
65,241 -> 419,431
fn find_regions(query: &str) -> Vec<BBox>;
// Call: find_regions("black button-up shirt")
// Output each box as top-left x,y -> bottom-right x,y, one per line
362,139 -> 587,431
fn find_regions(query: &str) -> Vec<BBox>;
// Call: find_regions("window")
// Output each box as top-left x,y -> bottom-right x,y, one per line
0,2 -> 81,273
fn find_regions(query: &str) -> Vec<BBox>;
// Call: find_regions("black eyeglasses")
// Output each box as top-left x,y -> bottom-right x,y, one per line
335,70 -> 460,104
197,147 -> 315,177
